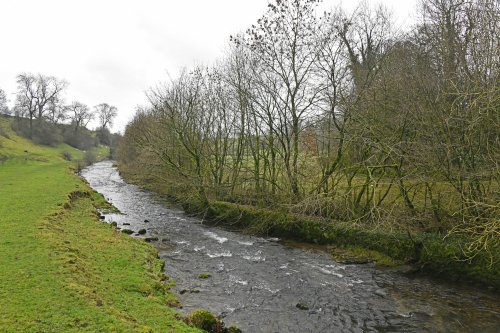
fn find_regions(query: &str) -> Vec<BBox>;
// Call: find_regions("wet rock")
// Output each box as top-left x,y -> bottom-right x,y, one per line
123,223 -> 130,226
121,229 -> 134,235
144,219 -> 149,223
296,303 -> 309,310
144,237 -> 159,242
180,288 -> 200,295
138,229 -> 147,235
99,214 -> 105,220
374,289 -> 387,297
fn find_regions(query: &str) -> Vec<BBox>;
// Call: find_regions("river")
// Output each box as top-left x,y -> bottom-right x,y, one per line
81,161 -> 499,333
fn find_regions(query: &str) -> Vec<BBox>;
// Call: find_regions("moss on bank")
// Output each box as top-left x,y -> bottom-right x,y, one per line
202,201 -> 500,290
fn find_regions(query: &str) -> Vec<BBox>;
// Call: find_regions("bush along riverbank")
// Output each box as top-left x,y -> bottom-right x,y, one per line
0,119 -> 210,332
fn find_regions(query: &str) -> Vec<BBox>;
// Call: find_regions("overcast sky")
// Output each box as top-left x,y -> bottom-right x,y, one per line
0,0 -> 418,132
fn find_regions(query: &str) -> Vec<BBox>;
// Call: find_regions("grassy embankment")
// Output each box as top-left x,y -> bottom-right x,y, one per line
0,117 -> 200,332
119,162 -> 499,290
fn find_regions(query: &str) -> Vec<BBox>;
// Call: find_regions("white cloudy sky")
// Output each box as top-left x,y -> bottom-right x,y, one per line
0,0 -> 418,132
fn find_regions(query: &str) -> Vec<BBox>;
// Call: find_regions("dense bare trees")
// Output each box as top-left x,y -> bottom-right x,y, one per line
119,0 -> 499,262
414,0 -> 500,258
14,73 -> 68,137
8,72 -> 118,148
235,0 -> 323,198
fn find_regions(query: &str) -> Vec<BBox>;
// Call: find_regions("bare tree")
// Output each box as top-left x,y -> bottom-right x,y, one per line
0,88 -> 8,115
46,98 -> 67,124
14,73 -> 68,137
68,101 -> 93,134
146,69 -> 212,205
234,0 -> 324,199
94,103 -> 117,145
94,103 -> 118,130
311,7 -> 353,195
415,0 -> 500,259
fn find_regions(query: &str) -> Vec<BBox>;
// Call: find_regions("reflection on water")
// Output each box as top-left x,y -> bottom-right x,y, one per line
82,161 -> 500,333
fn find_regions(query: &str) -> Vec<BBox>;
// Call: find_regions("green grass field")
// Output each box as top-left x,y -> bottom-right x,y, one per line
0,117 -> 199,332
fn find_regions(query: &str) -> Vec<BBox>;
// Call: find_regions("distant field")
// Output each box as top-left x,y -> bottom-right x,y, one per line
0,117 -> 199,332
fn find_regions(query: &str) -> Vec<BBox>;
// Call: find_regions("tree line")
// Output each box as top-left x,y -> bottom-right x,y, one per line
119,0 -> 499,261
0,73 -> 118,149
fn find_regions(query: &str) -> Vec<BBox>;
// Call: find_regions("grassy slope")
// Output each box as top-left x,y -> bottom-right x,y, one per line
0,118 -> 199,332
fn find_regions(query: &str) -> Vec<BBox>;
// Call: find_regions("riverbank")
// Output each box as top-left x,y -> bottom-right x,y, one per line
0,119 -> 199,332
118,164 -> 499,291
202,201 -> 500,290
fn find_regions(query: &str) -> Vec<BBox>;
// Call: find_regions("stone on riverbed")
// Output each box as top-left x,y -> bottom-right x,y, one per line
179,288 -> 200,295
296,303 -> 309,310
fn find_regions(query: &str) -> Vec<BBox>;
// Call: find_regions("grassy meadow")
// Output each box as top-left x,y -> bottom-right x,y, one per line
0,117 -> 200,332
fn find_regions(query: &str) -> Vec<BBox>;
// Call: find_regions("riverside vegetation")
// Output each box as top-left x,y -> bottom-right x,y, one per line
0,116 -> 220,332
117,0 -> 499,288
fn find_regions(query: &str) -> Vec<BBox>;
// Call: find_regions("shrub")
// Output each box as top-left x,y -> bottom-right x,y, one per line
32,122 -> 62,146
63,128 -> 97,150
61,151 -> 72,161
84,150 -> 97,165
11,118 -> 62,146
186,309 -> 217,331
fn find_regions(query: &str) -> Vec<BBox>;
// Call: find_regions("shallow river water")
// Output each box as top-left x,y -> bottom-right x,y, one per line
81,161 -> 499,333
